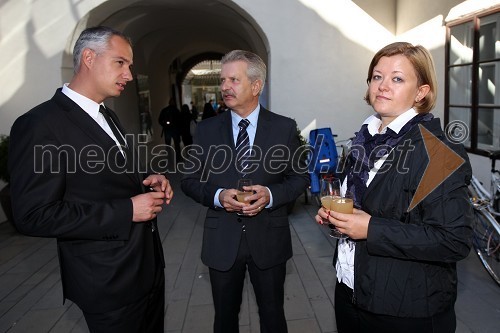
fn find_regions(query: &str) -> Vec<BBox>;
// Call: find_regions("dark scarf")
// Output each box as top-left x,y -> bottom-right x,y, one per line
346,112 -> 434,208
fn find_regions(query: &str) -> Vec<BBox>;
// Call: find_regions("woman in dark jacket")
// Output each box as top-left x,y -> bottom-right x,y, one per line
316,42 -> 473,333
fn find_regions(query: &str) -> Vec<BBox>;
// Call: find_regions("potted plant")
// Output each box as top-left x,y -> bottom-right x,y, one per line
0,134 -> 13,223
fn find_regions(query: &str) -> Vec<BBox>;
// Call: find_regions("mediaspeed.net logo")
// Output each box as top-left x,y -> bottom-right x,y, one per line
407,124 -> 466,211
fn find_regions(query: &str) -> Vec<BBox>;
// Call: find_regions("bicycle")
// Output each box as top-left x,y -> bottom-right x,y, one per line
468,150 -> 500,286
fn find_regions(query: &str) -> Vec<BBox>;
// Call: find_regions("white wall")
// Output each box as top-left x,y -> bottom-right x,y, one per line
397,0 -> 462,34
0,0 -> 110,136
237,0 -> 384,142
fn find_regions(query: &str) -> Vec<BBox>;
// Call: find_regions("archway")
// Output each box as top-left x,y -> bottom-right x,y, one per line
62,0 -> 270,146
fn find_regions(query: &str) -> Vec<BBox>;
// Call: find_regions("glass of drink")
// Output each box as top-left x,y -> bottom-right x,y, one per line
328,191 -> 353,238
319,177 -> 352,239
319,177 -> 341,233
236,179 -> 253,214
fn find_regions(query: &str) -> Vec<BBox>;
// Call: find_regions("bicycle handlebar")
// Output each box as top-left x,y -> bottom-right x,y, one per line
486,150 -> 500,172
488,150 -> 500,161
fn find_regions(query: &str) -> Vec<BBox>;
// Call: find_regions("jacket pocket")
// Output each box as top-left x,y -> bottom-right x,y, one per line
64,240 -> 126,257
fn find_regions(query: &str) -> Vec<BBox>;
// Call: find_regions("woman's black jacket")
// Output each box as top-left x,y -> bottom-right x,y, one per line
342,118 -> 473,317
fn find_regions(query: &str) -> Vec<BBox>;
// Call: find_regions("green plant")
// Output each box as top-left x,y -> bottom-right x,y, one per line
296,126 -> 307,147
295,122 -> 309,166
0,135 -> 9,183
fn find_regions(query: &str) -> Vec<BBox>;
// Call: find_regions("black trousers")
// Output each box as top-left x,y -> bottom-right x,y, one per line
209,233 -> 288,333
334,281 -> 456,333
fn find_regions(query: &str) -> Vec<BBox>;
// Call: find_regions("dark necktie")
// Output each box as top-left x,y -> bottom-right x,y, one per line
99,105 -> 127,148
235,119 -> 251,174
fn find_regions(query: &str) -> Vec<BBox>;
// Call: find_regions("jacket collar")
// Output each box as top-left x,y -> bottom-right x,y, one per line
363,118 -> 442,200
51,89 -> 142,186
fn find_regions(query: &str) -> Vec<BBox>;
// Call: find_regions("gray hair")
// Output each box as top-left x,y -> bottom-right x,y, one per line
73,26 -> 132,74
221,50 -> 267,94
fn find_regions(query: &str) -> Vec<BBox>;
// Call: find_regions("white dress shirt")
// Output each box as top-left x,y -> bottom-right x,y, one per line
335,108 -> 418,289
213,105 -> 273,208
61,84 -> 125,155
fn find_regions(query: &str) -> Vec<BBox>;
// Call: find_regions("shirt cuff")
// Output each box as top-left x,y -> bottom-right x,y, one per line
214,188 -> 224,208
265,186 -> 273,208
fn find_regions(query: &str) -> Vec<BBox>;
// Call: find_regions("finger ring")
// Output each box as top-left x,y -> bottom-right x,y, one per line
259,206 -> 262,210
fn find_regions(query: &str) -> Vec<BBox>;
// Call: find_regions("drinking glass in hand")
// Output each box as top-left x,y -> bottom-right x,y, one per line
237,179 -> 252,215
319,177 -> 350,239
320,177 -> 340,226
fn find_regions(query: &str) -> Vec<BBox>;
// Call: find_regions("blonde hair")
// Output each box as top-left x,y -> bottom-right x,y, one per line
364,42 -> 437,113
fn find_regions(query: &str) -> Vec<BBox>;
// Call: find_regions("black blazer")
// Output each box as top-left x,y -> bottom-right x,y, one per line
181,107 -> 309,271
343,119 -> 473,317
8,89 -> 164,313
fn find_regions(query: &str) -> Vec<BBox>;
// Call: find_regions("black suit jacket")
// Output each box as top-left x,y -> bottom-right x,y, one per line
181,107 -> 309,271
8,89 -> 164,313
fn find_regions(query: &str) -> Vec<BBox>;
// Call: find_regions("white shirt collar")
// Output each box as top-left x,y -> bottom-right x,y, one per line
61,83 -> 103,119
363,108 -> 418,136
231,104 -> 260,129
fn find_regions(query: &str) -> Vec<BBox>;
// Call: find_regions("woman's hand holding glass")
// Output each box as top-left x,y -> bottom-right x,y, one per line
327,208 -> 371,240
317,177 -> 349,238
316,204 -> 371,240
315,177 -> 371,239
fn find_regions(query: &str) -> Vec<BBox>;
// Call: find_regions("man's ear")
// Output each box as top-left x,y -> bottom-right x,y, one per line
252,80 -> 262,96
81,48 -> 95,69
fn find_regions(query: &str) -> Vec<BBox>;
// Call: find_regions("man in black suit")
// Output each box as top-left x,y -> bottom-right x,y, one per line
181,50 -> 309,333
8,26 -> 172,333
158,97 -> 182,160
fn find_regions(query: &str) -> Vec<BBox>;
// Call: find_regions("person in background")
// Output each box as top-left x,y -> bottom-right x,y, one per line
217,101 -> 227,115
202,99 -> 216,120
8,26 -> 173,333
316,42 -> 473,333
190,101 -> 199,121
181,50 -> 309,333
159,97 -> 182,160
179,103 -> 193,146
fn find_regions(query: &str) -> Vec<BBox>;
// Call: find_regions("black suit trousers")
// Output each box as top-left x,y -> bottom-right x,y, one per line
209,232 -> 288,333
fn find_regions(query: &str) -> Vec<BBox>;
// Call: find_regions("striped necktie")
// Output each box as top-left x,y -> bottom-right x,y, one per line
235,119 -> 251,174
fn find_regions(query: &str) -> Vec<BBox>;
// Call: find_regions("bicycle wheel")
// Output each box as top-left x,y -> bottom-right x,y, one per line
472,209 -> 500,286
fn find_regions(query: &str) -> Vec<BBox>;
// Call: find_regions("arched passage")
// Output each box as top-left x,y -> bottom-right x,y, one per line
62,0 -> 270,145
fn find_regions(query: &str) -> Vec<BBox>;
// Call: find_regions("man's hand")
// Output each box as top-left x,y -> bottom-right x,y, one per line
219,189 -> 246,212
143,174 -> 173,204
219,185 -> 270,216
131,191 -> 166,222
241,185 -> 270,216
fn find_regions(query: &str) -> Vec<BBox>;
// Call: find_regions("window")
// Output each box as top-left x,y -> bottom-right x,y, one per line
446,9 -> 500,154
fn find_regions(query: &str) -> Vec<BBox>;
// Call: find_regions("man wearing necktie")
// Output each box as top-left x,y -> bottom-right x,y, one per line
9,26 -> 173,332
181,50 -> 309,333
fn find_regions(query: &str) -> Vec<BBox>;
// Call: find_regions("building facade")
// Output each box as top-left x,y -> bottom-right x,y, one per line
0,0 -> 499,220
